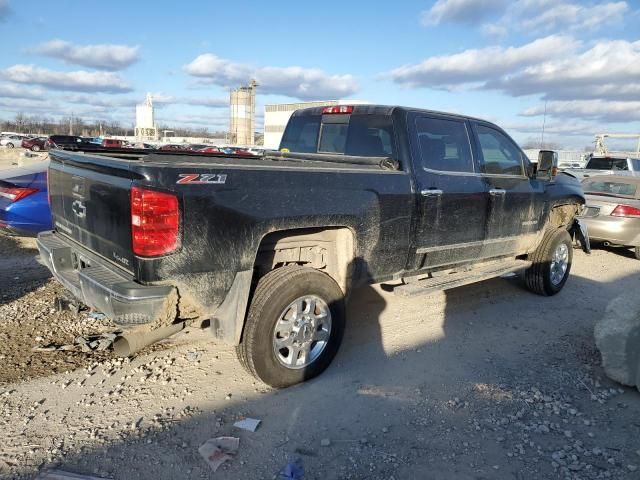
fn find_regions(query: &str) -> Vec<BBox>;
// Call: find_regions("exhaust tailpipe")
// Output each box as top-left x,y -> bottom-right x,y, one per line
113,321 -> 187,357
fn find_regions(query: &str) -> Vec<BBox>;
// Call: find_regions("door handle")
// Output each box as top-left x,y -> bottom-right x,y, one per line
489,188 -> 506,196
421,189 -> 443,197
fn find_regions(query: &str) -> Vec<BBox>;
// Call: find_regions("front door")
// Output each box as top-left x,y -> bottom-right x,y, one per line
471,122 -> 546,255
408,113 -> 490,269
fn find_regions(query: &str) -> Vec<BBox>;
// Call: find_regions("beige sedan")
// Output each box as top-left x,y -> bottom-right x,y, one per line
579,175 -> 640,259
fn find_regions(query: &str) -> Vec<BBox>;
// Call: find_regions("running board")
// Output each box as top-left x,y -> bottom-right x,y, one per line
393,259 -> 532,298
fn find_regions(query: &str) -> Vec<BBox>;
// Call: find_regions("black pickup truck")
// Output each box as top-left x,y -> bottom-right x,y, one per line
38,105 -> 589,387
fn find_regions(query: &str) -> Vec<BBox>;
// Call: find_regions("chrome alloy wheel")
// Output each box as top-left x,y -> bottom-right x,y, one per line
550,242 -> 569,286
272,295 -> 332,369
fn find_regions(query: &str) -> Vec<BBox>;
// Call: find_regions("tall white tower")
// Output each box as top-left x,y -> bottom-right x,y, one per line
135,93 -> 158,140
230,80 -> 257,145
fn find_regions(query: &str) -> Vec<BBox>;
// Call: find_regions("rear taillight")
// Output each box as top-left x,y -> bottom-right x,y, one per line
0,186 -> 38,203
611,204 -> 640,218
321,105 -> 353,114
131,187 -> 180,257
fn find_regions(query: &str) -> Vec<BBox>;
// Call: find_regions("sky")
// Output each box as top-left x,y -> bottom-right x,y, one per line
0,0 -> 639,148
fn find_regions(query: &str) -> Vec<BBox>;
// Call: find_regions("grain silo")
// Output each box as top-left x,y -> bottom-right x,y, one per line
135,93 -> 158,140
229,80 -> 257,145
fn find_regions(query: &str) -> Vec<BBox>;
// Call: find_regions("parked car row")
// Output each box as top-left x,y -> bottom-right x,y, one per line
1,132 -> 263,155
157,143 -> 258,155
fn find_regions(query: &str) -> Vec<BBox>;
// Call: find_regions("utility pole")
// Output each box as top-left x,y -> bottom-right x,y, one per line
69,113 -> 74,135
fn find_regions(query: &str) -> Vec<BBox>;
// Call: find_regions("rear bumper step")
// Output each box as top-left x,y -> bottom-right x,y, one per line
37,231 -> 176,325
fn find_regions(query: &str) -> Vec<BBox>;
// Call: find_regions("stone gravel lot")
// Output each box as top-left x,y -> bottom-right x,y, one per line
1,235 -> 639,479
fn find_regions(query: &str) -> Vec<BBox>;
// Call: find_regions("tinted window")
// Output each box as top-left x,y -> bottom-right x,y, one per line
583,180 -> 637,197
342,115 -> 395,157
415,117 -> 473,173
587,157 -> 628,170
319,123 -> 348,153
476,125 -> 524,175
280,115 -> 321,153
280,114 -> 395,157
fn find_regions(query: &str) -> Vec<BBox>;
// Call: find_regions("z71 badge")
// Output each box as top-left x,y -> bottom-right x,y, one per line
176,173 -> 227,185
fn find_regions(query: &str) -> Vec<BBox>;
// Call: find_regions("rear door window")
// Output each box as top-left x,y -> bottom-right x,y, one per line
475,124 -> 525,176
415,116 -> 474,173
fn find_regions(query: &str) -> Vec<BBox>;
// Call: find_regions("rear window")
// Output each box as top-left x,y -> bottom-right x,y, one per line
587,157 -> 628,170
280,114 -> 395,157
583,179 -> 637,197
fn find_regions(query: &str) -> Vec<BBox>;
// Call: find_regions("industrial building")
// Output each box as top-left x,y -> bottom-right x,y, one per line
230,80 -> 258,145
263,100 -> 369,149
135,93 -> 158,140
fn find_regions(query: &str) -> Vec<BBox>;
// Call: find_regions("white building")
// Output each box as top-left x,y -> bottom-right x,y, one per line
263,100 -> 369,149
135,93 -> 158,140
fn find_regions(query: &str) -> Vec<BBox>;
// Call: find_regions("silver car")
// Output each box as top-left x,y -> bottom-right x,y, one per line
579,175 -> 640,259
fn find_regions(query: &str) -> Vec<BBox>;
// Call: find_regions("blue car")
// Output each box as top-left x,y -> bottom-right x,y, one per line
0,161 -> 52,236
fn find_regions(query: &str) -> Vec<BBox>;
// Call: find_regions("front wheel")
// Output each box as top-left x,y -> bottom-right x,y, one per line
525,228 -> 573,296
5,143 -> 14,149
31,145 -> 41,152
236,266 -> 345,388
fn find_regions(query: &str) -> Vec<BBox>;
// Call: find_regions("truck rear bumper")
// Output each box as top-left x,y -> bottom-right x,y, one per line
37,231 -> 176,325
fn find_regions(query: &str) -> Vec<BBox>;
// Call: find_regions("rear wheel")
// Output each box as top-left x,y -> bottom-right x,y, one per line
31,145 -> 41,152
525,228 -> 573,296
634,246 -> 640,260
236,266 -> 345,388
6,143 -> 14,149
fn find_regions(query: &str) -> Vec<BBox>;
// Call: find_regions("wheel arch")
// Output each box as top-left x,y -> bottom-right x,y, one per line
210,226 -> 356,346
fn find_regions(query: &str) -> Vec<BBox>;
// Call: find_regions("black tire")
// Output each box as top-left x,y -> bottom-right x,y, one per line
525,227 -> 573,296
236,266 -> 345,388
31,145 -> 41,152
6,143 -> 14,149
634,246 -> 640,260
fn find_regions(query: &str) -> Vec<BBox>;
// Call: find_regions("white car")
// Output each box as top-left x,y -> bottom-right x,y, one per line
0,134 -> 28,148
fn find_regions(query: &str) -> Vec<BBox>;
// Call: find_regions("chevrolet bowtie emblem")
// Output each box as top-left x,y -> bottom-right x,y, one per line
71,199 -> 86,218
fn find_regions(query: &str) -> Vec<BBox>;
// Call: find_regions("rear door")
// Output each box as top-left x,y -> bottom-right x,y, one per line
407,113 -> 490,268
470,122 -> 546,254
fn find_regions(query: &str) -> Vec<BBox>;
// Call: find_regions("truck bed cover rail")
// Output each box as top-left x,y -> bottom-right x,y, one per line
264,150 -> 400,170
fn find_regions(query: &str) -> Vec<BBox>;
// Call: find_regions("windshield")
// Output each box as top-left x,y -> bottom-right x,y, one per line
280,113 -> 395,157
583,179 -> 637,197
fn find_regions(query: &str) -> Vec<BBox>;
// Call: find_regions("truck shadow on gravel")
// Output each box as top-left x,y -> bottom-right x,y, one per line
0,233 -> 51,305
10,255 -> 640,480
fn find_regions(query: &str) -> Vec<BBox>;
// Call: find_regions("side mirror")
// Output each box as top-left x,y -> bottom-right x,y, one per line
537,150 -> 558,181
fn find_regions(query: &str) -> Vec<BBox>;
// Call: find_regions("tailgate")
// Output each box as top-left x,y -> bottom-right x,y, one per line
48,150 -> 140,272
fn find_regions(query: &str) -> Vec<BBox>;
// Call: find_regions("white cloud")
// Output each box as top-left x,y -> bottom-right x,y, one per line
184,54 -> 358,100
0,83 -> 45,100
513,0 -> 628,32
481,23 -> 508,38
422,1 -> 629,36
2,64 -> 132,93
387,35 -> 578,88
63,94 -> 138,109
487,39 -> 640,101
421,0 -> 507,25
521,100 -> 640,123
33,39 -> 140,70
149,92 -> 227,108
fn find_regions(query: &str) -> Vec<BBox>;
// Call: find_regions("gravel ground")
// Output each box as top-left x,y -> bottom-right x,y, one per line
1,235 -> 639,479
0,148 -> 47,170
